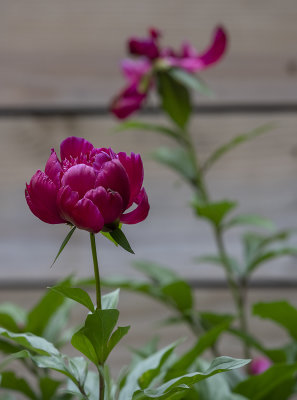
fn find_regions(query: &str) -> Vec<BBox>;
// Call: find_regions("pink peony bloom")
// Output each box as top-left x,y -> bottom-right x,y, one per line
111,26 -> 227,119
249,357 -> 272,375
25,137 -> 149,233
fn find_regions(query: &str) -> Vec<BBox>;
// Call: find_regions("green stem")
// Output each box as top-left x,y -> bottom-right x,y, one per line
90,233 -> 102,310
89,233 -> 105,399
182,126 -> 251,358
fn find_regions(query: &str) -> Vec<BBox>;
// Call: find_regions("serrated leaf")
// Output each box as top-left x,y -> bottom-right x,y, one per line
193,199 -> 237,227
203,124 -> 274,172
115,120 -> 182,142
51,226 -> 76,267
0,371 -> 37,399
50,286 -> 94,312
157,71 -> 191,129
169,68 -> 212,96
152,146 -> 196,184
224,214 -> 275,230
110,228 -> 134,254
253,301 -> 297,340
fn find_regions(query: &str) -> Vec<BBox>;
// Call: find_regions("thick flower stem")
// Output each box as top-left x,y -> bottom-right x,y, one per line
89,233 -> 105,400
90,233 -> 102,310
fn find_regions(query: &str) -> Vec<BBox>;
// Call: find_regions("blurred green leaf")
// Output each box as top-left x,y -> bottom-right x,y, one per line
157,71 -> 191,129
234,363 -> 297,400
133,261 -> 179,286
169,68 -> 212,96
0,350 -> 30,371
152,146 -> 196,184
162,281 -> 193,312
253,301 -> 297,340
203,124 -> 274,172
115,120 -> 183,142
195,254 -> 240,275
193,199 -> 237,227
50,286 -> 94,312
0,328 -> 60,356
0,371 -> 37,400
224,214 -> 275,230
0,303 -> 27,332
133,357 -> 250,399
110,228 -> 134,254
43,300 -> 73,346
102,289 -> 120,310
246,247 -> 297,274
39,377 -> 62,400
51,226 -> 76,267
119,341 -> 178,400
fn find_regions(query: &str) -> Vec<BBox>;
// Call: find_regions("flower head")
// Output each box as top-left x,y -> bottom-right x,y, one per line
25,137 -> 149,233
249,357 -> 272,375
111,26 -> 227,119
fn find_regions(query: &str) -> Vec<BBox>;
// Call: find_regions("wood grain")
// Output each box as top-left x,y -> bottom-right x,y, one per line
1,114 -> 297,283
0,1 -> 297,105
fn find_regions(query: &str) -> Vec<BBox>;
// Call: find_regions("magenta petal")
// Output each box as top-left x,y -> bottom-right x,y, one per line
249,357 -> 272,375
121,58 -> 151,83
118,152 -> 143,207
57,185 -> 79,222
85,186 -> 123,224
128,34 -> 160,59
60,137 -> 94,161
25,171 -> 64,224
191,26 -> 227,71
45,149 -> 62,187
61,164 -> 96,199
120,188 -> 149,224
95,160 -> 130,209
110,83 -> 147,119
71,198 -> 104,233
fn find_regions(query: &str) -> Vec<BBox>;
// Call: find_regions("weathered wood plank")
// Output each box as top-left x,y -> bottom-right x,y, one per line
0,0 -> 297,105
1,114 -> 297,283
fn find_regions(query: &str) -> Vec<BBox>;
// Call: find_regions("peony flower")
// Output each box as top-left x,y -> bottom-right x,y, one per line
249,357 -> 272,375
111,26 -> 227,119
25,137 -> 149,233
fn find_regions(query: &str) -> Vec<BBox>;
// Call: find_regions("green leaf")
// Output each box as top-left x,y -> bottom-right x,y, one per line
119,342 -> 179,400
0,328 -> 60,356
43,300 -> 73,345
110,228 -> 134,254
0,349 -> 30,371
161,281 -> 193,311
169,68 -> 212,96
157,71 -> 191,129
133,261 -> 179,286
253,301 -> 297,340
246,247 -> 297,274
152,146 -> 196,184
102,289 -> 120,310
193,199 -> 237,227
203,124 -> 274,172
39,377 -> 62,400
51,226 -> 76,267
0,371 -> 37,399
102,277 -> 156,298
195,254 -> 240,275
234,363 -> 297,400
167,320 -> 233,378
50,286 -> 94,312
72,309 -> 120,364
115,120 -> 182,142
0,303 -> 27,332
106,325 -> 130,358
224,214 -> 275,230
27,277 -> 72,336
133,357 -> 250,399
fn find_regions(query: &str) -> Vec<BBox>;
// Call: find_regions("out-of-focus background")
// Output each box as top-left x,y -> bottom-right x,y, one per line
1,1 -> 297,370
